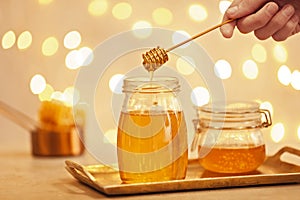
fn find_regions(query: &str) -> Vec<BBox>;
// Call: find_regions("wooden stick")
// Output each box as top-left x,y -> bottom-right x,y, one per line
166,19 -> 235,52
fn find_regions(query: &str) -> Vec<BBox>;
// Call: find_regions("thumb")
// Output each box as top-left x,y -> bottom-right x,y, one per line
226,0 -> 269,18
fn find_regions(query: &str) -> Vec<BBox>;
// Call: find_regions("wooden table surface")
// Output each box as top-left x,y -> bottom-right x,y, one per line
1,119 -> 300,200
1,147 -> 300,200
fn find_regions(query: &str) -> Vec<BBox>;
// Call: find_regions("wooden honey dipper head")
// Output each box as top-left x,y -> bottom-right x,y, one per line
142,47 -> 168,72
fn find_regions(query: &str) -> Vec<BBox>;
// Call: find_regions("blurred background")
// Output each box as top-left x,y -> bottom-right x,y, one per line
1,0 -> 299,158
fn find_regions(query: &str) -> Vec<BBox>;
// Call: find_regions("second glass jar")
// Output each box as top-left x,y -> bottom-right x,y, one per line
192,101 -> 272,174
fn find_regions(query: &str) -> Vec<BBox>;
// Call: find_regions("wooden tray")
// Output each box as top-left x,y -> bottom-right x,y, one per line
65,146 -> 300,196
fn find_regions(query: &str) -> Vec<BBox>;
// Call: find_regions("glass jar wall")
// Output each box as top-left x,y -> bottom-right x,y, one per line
117,76 -> 188,183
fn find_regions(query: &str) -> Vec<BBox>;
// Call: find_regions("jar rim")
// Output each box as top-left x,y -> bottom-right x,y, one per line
197,101 -> 260,114
124,76 -> 178,82
123,76 -> 180,93
194,100 -> 272,130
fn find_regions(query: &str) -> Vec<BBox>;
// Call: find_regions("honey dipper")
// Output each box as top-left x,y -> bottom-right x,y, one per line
142,19 -> 235,72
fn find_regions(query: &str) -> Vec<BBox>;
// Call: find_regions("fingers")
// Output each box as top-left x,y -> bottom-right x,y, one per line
219,0 -> 242,38
271,14 -> 299,41
237,2 -> 279,34
226,0 -> 269,19
220,0 -> 269,38
252,4 -> 296,40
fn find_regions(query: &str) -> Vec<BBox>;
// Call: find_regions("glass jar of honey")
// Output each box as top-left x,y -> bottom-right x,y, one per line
117,76 -> 188,183
192,101 -> 272,174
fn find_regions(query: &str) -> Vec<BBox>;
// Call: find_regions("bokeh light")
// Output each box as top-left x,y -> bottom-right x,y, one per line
109,74 -> 125,94
38,0 -> 53,5
191,87 -> 210,106
214,59 -> 232,79
78,47 -> 94,66
30,74 -> 46,95
251,43 -> 267,63
112,2 -> 132,20
65,50 -> 81,70
189,4 -> 207,21
291,70 -> 300,90
51,91 -> 64,102
277,65 -> 291,86
176,56 -> 195,75
42,36 -> 59,56
152,7 -> 173,26
132,21 -> 152,38
259,101 -> 274,116
38,84 -> 54,101
64,31 -> 81,49
17,31 -> 32,50
2,30 -> 16,49
271,123 -> 285,143
219,0 -> 232,14
172,30 -> 191,49
242,59 -> 258,79
104,128 -> 117,144
63,86 -> 80,106
273,44 -> 287,63
88,0 -> 108,16
65,47 -> 93,70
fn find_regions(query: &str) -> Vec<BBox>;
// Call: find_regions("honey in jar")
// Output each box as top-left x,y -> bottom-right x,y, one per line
199,144 -> 266,173
192,101 -> 272,174
117,77 -> 188,183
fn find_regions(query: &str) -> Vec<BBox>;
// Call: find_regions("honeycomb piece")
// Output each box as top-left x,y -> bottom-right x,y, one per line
38,100 -> 74,126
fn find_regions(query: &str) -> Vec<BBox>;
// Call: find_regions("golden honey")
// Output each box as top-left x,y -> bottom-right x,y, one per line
117,110 -> 188,183
199,144 -> 266,173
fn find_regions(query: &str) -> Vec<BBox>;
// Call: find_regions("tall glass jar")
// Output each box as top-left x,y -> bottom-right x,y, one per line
117,76 -> 188,183
192,101 -> 272,174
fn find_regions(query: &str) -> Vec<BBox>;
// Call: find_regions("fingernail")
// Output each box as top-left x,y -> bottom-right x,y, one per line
283,5 -> 294,16
226,6 -> 238,15
266,3 -> 278,15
